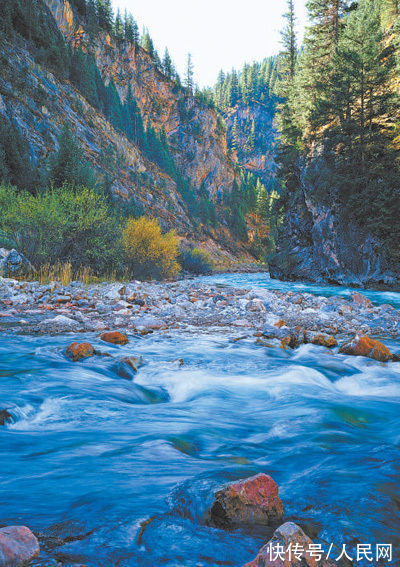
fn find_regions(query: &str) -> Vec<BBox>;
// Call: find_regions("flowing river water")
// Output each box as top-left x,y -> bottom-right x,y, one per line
1,273 -> 400,566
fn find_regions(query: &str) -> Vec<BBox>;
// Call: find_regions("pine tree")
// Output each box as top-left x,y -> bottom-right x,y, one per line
185,53 -> 194,94
231,116 -> 239,153
96,0 -> 113,33
124,12 -> 139,44
48,124 -> 96,188
141,31 -> 154,57
114,9 -> 124,41
246,119 -> 256,151
281,0 -> 297,80
86,0 -> 98,37
162,48 -> 173,78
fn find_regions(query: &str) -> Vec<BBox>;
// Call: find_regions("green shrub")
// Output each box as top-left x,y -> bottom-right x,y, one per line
179,248 -> 214,274
0,184 -> 121,272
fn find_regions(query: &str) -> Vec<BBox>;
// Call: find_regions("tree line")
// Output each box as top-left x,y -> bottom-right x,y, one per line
276,0 -> 400,258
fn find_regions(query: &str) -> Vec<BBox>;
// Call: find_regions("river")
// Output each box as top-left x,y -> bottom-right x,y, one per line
1,273 -> 399,566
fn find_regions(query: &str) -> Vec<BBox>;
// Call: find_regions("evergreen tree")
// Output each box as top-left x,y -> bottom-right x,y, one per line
246,120 -> 256,151
141,31 -> 155,58
114,9 -> 124,42
185,53 -> 194,94
281,0 -> 297,80
96,0 -> 113,33
0,116 -> 40,193
48,124 -> 96,189
124,12 -> 139,45
162,48 -> 173,78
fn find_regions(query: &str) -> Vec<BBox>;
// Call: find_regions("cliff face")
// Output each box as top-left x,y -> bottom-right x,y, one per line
0,42 -> 191,233
224,101 -> 278,188
269,159 -> 400,288
0,0 -> 255,265
45,0 -> 236,201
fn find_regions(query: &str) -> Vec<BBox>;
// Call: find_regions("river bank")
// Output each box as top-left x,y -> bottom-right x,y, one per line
1,275 -> 400,345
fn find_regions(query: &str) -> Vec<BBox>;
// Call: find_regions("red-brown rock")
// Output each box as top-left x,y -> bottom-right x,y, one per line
0,410 -> 12,426
99,331 -> 129,345
65,342 -> 95,362
306,332 -> 338,348
351,292 -> 373,309
210,473 -> 284,528
339,334 -> 392,362
244,522 -> 335,567
0,526 -> 40,566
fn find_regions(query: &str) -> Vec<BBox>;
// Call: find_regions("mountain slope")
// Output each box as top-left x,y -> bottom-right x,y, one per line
0,0 -> 255,265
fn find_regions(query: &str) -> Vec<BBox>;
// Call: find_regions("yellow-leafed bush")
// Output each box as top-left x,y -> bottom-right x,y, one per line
122,217 -> 180,280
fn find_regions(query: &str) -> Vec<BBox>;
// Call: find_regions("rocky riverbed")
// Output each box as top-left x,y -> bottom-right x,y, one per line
1,276 -> 400,342
1,274 -> 400,566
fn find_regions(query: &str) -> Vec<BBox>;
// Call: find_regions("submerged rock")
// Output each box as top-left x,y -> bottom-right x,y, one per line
0,410 -> 12,426
0,526 -> 40,566
210,473 -> 284,528
114,356 -> 144,380
339,334 -> 393,362
244,522 -> 335,567
65,342 -> 95,362
99,331 -> 129,345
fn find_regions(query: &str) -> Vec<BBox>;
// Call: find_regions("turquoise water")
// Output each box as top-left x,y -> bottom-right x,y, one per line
0,275 -> 399,566
200,272 -> 400,308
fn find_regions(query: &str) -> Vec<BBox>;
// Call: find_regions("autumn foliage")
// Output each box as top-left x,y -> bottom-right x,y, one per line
122,217 -> 180,280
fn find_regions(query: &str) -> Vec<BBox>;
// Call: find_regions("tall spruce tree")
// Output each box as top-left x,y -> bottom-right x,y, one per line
185,53 -> 194,94
281,0 -> 297,80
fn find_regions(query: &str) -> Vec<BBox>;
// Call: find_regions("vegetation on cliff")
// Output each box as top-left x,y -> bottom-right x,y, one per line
1,0 -> 265,274
276,0 -> 400,263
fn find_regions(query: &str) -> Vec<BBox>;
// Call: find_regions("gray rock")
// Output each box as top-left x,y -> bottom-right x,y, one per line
0,249 -> 33,278
0,525 -> 40,566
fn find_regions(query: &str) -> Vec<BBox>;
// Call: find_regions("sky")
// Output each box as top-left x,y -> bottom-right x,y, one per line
111,0 -> 307,87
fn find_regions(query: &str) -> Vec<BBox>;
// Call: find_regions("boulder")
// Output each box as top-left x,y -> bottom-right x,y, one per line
0,249 -> 33,278
0,410 -> 12,426
339,334 -> 393,362
305,332 -> 338,348
65,342 -> 95,362
114,356 -> 143,380
99,331 -> 129,345
210,473 -> 284,528
351,292 -> 373,309
244,522 -> 335,567
0,526 -> 40,566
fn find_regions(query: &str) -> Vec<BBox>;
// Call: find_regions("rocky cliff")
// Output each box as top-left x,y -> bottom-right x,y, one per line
269,159 -> 400,289
0,0 -> 251,265
0,41 -> 190,233
224,100 -> 278,189
45,0 -> 236,201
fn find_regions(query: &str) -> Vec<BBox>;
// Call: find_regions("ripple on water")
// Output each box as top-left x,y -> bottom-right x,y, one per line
1,276 -> 400,566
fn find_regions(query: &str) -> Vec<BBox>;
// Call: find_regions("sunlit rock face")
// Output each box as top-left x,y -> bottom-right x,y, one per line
45,0 -> 237,203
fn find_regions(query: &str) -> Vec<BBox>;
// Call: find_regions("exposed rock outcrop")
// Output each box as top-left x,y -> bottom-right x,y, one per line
45,0 -> 236,203
269,159 -> 400,288
210,473 -> 284,528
